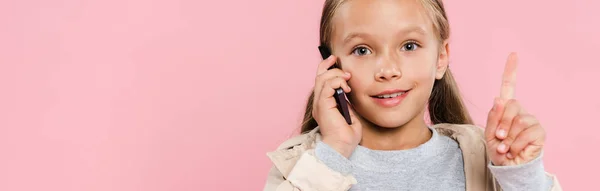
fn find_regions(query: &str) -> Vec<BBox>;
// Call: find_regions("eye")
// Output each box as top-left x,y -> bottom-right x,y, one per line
352,46 -> 372,56
401,42 -> 420,51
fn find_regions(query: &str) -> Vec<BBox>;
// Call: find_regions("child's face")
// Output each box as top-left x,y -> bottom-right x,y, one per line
330,0 -> 448,128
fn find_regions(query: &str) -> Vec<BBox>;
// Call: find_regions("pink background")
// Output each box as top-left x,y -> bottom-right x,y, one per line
0,0 -> 597,190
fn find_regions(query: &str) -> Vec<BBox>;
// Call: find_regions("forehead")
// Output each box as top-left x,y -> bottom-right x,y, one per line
332,0 -> 435,41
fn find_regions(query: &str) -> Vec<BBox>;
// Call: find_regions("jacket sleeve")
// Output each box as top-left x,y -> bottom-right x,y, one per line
548,172 -> 562,191
491,171 -> 562,191
263,165 -> 299,191
487,152 -> 563,191
263,149 -> 357,191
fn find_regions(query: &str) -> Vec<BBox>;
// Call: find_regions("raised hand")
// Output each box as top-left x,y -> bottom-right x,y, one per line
485,53 -> 546,166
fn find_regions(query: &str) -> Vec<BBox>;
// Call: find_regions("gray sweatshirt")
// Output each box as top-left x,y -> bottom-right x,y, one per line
315,126 -> 554,191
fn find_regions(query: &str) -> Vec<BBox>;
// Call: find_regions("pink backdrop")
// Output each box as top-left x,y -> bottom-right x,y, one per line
0,0 -> 597,190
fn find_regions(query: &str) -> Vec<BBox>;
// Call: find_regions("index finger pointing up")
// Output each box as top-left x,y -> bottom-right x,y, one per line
500,52 -> 518,101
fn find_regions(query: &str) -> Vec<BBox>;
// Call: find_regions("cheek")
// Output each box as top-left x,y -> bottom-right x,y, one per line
402,60 -> 437,84
342,68 -> 372,104
346,72 -> 370,93
340,60 -> 370,90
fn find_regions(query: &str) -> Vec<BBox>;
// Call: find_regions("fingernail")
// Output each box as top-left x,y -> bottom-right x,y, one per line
327,55 -> 334,60
498,143 -> 506,152
507,152 -> 514,159
345,72 -> 351,77
496,129 -> 506,139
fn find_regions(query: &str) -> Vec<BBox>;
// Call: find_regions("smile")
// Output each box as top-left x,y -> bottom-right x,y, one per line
375,92 -> 406,98
371,89 -> 410,108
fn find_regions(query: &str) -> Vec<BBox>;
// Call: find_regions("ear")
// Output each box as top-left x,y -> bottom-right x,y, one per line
435,40 -> 450,79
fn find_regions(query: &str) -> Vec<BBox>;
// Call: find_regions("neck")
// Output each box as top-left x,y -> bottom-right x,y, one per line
359,111 -> 432,151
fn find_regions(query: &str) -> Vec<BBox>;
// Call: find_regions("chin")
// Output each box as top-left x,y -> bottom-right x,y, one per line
363,112 -> 412,128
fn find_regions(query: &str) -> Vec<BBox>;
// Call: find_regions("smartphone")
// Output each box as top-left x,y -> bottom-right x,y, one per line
318,45 -> 352,125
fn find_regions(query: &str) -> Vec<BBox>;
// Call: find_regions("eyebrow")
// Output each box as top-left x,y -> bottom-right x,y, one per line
342,33 -> 369,45
342,26 -> 428,45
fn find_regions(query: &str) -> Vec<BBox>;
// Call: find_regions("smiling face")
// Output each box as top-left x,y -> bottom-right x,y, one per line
329,0 -> 449,128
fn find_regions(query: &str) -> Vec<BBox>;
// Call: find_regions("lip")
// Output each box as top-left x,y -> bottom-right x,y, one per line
370,89 -> 410,108
372,89 -> 409,96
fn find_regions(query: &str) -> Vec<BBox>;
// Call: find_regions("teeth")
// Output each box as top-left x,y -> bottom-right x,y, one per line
376,92 -> 404,98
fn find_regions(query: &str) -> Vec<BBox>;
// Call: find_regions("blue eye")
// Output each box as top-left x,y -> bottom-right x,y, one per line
401,42 -> 420,51
352,47 -> 372,56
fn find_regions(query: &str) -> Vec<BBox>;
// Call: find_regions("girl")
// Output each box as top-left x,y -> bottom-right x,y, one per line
264,0 -> 562,190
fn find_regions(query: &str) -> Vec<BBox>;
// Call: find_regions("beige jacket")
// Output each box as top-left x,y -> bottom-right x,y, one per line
263,123 -> 562,191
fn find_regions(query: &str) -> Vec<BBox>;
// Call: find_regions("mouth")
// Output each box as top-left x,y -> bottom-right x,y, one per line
371,89 -> 410,99
370,89 -> 411,108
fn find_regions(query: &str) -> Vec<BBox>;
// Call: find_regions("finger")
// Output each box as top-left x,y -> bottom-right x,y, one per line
499,52 -> 518,101
314,69 -> 350,99
315,68 -> 351,92
316,55 -> 338,76
316,78 -> 352,125
507,124 -> 545,159
496,99 -> 521,141
315,69 -> 350,89
499,114 -> 538,154
485,97 -> 504,142
312,69 -> 349,119
319,77 -> 352,109
322,76 -> 351,95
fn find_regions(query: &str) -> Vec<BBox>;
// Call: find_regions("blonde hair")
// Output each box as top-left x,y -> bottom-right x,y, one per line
301,0 -> 473,133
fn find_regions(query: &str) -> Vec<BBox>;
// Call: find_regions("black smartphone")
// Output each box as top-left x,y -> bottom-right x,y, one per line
318,45 -> 352,125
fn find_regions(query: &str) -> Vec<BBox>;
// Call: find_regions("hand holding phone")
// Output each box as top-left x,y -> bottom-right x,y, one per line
318,45 -> 352,125
313,45 -> 361,158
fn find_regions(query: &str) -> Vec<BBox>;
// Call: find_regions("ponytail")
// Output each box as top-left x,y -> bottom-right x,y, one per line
300,90 -> 318,134
428,69 -> 473,125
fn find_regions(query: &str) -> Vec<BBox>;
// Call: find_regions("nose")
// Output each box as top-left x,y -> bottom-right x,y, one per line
375,57 -> 402,81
